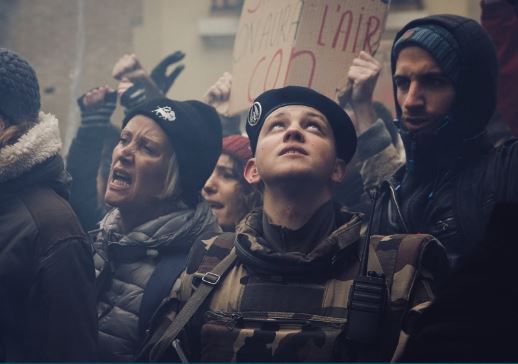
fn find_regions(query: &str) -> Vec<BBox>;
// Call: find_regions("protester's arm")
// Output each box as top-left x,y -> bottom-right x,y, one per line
344,51 -> 381,134
66,86 -> 117,231
203,72 -> 241,136
357,123 -> 405,189
113,53 -> 163,110
341,51 -> 405,188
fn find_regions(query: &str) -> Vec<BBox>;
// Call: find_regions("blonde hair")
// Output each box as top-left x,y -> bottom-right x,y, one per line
158,151 -> 183,202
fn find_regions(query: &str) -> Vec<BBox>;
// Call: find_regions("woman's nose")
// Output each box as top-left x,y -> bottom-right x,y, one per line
203,173 -> 218,195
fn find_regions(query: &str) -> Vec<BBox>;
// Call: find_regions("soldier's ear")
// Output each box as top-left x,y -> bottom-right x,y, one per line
244,158 -> 261,184
331,158 -> 347,184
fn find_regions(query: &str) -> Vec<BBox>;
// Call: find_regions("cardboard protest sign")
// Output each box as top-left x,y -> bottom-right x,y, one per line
229,0 -> 390,115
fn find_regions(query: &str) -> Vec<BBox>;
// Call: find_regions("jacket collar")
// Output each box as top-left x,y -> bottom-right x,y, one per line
99,200 -> 219,253
234,203 -> 362,276
0,112 -> 61,183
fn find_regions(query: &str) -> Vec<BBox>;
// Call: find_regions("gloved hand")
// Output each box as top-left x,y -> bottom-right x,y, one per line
113,53 -> 185,112
150,51 -> 186,94
77,86 -> 117,125
112,54 -> 161,111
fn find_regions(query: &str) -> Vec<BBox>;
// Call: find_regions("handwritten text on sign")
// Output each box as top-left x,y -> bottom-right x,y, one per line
229,0 -> 390,114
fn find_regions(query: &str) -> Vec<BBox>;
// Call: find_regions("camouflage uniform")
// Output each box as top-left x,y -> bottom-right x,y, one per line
142,203 -> 447,362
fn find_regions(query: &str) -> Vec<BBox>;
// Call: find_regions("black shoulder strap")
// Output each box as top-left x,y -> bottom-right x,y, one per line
141,248 -> 238,362
138,251 -> 190,337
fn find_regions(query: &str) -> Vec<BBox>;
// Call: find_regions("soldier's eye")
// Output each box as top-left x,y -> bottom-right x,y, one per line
269,121 -> 285,130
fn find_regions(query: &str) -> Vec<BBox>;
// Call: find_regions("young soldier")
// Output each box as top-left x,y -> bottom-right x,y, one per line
139,86 -> 448,362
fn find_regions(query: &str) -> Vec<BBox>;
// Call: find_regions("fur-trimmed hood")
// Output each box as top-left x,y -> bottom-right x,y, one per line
0,112 -> 61,183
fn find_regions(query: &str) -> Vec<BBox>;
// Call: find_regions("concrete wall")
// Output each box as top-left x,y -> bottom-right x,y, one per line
0,0 -> 142,152
133,0 -> 236,101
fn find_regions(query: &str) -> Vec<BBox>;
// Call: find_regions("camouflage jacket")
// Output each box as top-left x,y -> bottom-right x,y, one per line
143,206 -> 447,362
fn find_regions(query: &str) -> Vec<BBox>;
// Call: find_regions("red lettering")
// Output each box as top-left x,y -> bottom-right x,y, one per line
284,48 -> 316,87
363,16 -> 381,53
264,49 -> 283,90
248,56 -> 266,102
317,4 -> 329,46
332,11 -> 353,51
352,12 -> 363,53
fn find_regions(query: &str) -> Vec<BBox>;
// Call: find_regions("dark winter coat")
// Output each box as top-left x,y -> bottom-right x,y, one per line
0,113 -> 97,361
94,200 -> 221,361
372,15 -> 518,265
399,202 -> 518,361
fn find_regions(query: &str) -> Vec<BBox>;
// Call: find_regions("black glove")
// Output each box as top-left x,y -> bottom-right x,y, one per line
150,51 -> 186,94
77,89 -> 117,125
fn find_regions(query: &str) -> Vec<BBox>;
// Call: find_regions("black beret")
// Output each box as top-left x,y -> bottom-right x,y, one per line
122,98 -> 222,206
245,86 -> 356,163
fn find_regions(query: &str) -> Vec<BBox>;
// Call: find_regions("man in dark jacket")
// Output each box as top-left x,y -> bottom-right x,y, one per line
0,48 -> 97,361
370,14 -> 518,266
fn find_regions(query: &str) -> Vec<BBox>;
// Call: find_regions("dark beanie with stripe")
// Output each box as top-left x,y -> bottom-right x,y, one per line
392,24 -> 461,88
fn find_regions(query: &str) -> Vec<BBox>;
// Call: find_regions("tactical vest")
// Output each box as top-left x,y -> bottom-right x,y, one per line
180,232 -> 442,362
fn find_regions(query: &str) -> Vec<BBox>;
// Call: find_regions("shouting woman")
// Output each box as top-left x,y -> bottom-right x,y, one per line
93,98 -> 222,361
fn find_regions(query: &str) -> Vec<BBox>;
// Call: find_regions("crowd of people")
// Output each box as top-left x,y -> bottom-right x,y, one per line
1,0 -> 518,361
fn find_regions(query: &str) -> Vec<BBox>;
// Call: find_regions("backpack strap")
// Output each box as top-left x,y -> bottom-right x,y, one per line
138,251 -> 190,337
142,248 -> 238,361
369,235 -> 401,292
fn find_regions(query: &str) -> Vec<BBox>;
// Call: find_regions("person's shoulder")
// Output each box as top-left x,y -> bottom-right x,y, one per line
185,232 -> 235,275
20,185 -> 87,250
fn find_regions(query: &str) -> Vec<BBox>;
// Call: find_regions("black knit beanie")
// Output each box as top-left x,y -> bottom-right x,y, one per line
0,48 -> 40,123
122,98 -> 222,206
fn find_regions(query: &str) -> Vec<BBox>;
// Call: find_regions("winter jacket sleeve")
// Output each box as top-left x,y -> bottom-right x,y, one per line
6,186 -> 99,361
67,119 -> 119,231
356,119 -> 406,189
25,236 -> 98,361
481,0 -> 518,136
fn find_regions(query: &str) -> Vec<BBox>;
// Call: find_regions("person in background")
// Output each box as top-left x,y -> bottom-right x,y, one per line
94,97 -> 222,361
0,48 -> 97,361
203,134 -> 261,232
370,14 -> 518,266
481,0 -> 518,138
